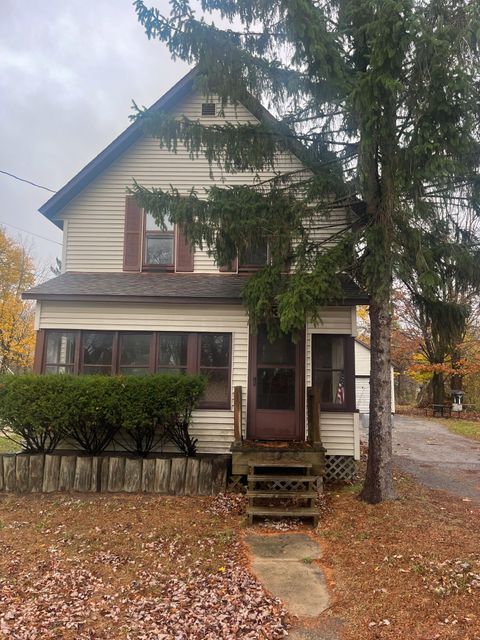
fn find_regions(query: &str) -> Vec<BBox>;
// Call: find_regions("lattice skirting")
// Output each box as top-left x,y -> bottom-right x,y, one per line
324,455 -> 357,482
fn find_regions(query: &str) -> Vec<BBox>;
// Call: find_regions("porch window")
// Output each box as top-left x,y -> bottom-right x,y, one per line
119,333 -> 152,375
40,329 -> 232,410
157,333 -> 188,374
312,335 -> 355,410
199,333 -> 231,408
44,331 -> 76,374
143,211 -> 175,269
81,332 -> 114,375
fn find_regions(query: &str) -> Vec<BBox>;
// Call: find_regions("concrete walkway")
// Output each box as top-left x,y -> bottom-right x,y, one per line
361,414 -> 480,502
245,533 -> 329,617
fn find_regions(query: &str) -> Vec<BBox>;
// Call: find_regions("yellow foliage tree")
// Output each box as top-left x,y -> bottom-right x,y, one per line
0,228 -> 36,372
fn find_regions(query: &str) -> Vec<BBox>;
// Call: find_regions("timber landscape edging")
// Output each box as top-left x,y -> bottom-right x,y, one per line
0,453 -> 228,495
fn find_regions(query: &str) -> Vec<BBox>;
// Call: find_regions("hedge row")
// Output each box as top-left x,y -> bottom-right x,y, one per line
0,374 -> 206,457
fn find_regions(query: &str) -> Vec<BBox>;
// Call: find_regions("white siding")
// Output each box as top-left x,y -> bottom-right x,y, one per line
58,91 -> 307,273
355,378 -> 370,414
355,340 -> 371,376
305,307 -> 358,458
39,301 -> 249,455
57,90 -> 350,273
354,340 -> 396,413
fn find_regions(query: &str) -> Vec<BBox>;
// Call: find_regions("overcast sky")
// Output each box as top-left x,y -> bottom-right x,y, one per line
0,0 -> 189,273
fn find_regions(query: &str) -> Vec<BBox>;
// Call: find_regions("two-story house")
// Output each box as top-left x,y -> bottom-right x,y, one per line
24,68 -> 367,482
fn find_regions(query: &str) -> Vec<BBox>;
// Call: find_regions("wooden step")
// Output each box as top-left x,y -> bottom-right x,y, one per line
246,490 -> 317,498
248,462 -> 312,468
248,474 -> 317,482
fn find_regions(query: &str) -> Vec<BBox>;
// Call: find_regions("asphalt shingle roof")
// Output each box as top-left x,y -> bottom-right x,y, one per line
23,272 -> 368,304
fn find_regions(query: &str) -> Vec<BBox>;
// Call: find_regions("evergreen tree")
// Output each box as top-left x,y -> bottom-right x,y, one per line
398,212 -> 480,403
131,0 -> 480,502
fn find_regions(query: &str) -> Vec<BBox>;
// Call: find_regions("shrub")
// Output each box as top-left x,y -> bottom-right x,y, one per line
59,376 -> 123,454
0,374 -> 206,457
117,374 -> 206,457
0,375 -> 65,453
162,376 -> 206,456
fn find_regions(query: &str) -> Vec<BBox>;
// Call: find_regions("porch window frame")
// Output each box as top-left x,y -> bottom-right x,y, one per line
118,331 -> 156,375
311,334 -> 356,412
40,329 -> 232,410
197,332 -> 232,410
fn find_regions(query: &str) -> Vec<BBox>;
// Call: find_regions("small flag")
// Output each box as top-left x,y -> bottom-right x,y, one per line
336,372 -> 345,404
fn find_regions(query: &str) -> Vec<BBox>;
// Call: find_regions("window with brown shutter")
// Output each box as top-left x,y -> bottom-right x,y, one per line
143,212 -> 175,271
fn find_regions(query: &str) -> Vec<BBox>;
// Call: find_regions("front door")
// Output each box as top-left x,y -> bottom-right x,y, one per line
247,326 -> 304,440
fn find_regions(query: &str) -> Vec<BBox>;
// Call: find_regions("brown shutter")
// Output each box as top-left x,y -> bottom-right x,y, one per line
175,225 -> 194,272
219,257 -> 238,272
123,195 -> 143,272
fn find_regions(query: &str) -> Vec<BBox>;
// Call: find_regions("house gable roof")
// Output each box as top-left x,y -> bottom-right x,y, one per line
39,67 -> 313,227
40,68 -> 199,226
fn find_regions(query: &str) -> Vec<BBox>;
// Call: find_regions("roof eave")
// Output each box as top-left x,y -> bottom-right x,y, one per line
39,67 -> 199,222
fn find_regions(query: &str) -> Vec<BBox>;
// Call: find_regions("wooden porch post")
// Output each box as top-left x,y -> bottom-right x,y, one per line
307,386 -> 321,444
233,386 -> 243,444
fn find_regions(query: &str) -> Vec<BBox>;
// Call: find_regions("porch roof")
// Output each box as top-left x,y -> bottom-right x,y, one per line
23,272 -> 369,305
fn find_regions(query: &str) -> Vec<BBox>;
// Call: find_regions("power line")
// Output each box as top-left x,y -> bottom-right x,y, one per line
0,220 -> 62,246
0,169 -> 57,193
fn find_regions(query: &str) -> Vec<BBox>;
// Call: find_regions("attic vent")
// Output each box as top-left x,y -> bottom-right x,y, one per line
201,102 -> 216,116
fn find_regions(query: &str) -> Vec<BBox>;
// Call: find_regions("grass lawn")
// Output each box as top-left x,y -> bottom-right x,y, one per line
436,418 -> 480,442
0,434 -> 22,453
0,470 -> 478,639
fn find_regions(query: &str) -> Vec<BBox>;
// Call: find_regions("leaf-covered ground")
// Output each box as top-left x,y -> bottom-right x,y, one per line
0,470 -> 478,639
316,472 -> 480,640
0,493 -> 287,639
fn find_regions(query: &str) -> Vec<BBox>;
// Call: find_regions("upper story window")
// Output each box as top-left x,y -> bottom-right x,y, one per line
238,239 -> 269,271
144,212 -> 175,270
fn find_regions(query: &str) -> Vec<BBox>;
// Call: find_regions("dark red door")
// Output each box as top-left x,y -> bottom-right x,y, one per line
247,326 -> 304,440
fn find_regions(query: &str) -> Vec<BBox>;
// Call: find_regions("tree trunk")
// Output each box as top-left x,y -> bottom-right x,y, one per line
431,371 -> 445,404
360,297 -> 396,503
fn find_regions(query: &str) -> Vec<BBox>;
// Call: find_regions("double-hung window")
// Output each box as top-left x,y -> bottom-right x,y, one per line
143,212 -> 175,269
238,239 -> 269,272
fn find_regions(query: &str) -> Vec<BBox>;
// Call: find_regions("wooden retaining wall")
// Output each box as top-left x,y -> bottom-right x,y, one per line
0,454 -> 228,495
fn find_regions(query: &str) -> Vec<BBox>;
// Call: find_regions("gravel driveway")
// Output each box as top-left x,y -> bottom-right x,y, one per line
361,414 -> 480,502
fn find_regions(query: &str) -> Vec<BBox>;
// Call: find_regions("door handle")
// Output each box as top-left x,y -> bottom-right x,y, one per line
253,376 -> 256,387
